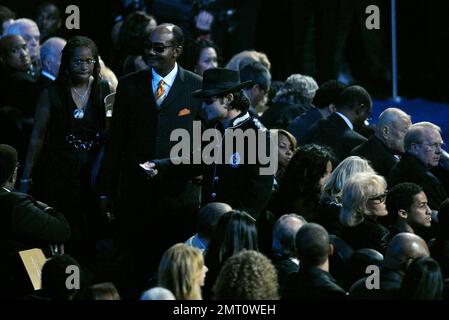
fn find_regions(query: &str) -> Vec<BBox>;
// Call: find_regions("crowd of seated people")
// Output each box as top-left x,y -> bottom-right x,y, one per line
2,2 -> 449,301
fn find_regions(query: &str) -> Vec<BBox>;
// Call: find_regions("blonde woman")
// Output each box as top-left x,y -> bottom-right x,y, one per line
314,156 -> 376,235
339,172 -> 390,253
157,243 -> 208,300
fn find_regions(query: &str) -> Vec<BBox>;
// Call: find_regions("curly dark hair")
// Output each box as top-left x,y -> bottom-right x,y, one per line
227,90 -> 250,112
213,250 -> 279,300
275,144 -> 337,219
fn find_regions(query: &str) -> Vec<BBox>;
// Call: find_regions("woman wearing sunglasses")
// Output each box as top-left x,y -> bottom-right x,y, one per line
339,172 -> 390,254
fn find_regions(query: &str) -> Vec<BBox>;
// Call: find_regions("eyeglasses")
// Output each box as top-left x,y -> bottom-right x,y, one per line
368,191 -> 388,204
416,142 -> 445,151
72,59 -> 96,66
203,96 -> 218,105
145,41 -> 175,53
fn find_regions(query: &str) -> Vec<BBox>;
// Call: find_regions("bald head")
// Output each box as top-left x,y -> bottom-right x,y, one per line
153,23 -> 184,47
40,37 -> 65,77
376,108 -> 412,154
384,232 -> 429,271
295,223 -> 330,266
272,214 -> 306,257
140,287 -> 175,300
198,202 -> 232,239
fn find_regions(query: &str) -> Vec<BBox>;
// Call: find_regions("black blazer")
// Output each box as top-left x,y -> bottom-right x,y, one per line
0,188 -> 71,254
388,152 -> 448,210
282,266 -> 346,300
350,136 -> 398,177
97,67 -> 202,201
301,113 -> 367,162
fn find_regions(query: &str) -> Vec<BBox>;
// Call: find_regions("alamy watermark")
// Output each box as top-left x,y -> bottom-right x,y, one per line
65,5 -> 80,30
365,265 -> 380,290
169,121 -> 278,176
65,265 -> 80,290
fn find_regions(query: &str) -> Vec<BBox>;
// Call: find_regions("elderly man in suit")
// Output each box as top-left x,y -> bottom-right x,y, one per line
97,23 -> 202,298
388,122 -> 447,210
301,85 -> 371,162
351,108 -> 412,177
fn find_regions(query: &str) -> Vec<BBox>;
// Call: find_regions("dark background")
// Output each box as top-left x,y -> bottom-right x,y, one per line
3,0 -> 449,102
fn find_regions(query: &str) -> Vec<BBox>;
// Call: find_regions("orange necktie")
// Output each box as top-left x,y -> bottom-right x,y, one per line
155,79 -> 165,106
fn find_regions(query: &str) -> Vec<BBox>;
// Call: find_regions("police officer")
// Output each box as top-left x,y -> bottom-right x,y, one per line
141,68 -> 274,220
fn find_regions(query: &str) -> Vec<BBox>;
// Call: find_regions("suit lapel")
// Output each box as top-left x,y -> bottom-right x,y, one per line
330,113 -> 350,131
141,71 -> 156,106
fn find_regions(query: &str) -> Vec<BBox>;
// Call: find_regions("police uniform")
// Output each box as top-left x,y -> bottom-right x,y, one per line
201,112 -> 274,220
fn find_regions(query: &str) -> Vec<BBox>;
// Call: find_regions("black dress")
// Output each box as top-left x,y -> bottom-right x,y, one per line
34,80 -> 110,263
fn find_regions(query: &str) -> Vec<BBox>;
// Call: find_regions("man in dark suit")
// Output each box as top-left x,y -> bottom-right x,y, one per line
388,122 -> 447,210
351,108 -> 412,177
0,144 -> 70,298
301,85 -> 371,162
271,214 -> 306,292
37,37 -> 66,91
282,223 -> 346,299
288,79 -> 346,142
97,24 -> 202,297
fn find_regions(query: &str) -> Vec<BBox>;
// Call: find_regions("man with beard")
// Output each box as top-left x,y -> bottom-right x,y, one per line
97,23 -> 202,298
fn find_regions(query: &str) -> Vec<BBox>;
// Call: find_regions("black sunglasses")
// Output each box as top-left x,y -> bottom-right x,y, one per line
145,41 -> 176,53
203,96 -> 218,105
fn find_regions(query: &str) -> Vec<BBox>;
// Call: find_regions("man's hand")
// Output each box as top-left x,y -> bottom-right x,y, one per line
139,161 -> 158,178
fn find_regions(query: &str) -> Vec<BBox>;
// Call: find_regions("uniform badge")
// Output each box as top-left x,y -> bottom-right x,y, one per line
230,152 -> 241,168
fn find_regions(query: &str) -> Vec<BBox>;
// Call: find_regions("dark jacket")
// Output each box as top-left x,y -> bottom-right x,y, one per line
340,216 -> 390,254
301,113 -> 367,162
97,67 -> 203,200
288,107 -> 323,142
350,135 -> 398,177
155,112 -> 274,220
260,102 -> 310,130
348,268 -> 403,300
0,188 -> 70,298
0,188 -> 71,253
283,266 -> 346,300
96,67 -> 203,269
388,152 -> 448,210
272,255 -> 299,291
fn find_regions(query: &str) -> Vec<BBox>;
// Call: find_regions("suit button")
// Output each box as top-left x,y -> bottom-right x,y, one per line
211,192 -> 217,198
214,176 -> 219,181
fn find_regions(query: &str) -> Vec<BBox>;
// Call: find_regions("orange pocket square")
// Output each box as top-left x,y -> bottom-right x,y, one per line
178,108 -> 191,116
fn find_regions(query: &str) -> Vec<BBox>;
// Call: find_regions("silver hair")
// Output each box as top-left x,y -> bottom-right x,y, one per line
272,74 -> 318,104
404,122 -> 442,151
